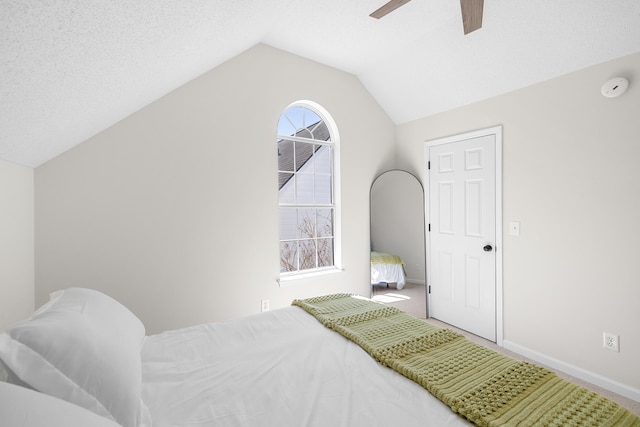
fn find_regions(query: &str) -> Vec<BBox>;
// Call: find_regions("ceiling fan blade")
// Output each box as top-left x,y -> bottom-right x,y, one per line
370,0 -> 412,19
460,0 -> 484,34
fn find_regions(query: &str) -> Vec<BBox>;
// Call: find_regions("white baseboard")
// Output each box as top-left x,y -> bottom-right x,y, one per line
406,278 -> 425,285
503,340 -> 640,402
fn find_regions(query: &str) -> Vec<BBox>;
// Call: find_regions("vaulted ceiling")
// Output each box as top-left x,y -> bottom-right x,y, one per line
2,0 -> 639,167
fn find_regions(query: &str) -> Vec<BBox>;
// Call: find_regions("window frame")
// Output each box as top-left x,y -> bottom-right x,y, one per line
277,101 -> 342,284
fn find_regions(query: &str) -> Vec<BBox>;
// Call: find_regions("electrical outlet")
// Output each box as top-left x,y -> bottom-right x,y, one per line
261,299 -> 270,312
603,332 -> 619,352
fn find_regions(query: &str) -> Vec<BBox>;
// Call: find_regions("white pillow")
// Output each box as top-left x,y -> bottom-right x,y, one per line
0,381 -> 122,427
0,357 -> 32,388
0,288 -> 148,427
0,358 -> 7,382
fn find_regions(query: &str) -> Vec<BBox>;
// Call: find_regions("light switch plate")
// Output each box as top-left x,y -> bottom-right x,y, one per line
509,221 -> 520,236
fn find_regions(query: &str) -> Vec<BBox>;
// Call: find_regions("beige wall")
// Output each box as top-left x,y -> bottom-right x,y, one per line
0,159 -> 34,330
32,43 -> 639,398
396,51 -> 640,397
35,44 -> 396,334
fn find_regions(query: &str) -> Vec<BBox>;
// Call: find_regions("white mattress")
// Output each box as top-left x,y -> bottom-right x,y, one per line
141,306 -> 470,427
371,263 -> 406,289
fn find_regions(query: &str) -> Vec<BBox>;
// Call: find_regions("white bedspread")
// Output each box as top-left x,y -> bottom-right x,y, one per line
141,306 -> 470,427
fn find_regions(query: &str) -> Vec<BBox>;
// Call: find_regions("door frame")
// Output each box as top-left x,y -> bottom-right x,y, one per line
424,125 -> 503,346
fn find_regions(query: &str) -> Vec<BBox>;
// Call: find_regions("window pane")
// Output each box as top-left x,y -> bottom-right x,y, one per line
278,140 -> 294,172
317,238 -> 334,268
315,174 -> 332,204
280,241 -> 298,272
297,127 -> 313,139
310,121 -> 330,142
314,146 -> 331,174
283,106 -> 322,135
278,171 -> 293,190
297,208 -> 316,239
294,141 -> 314,171
279,208 -> 298,240
296,173 -> 314,204
277,115 -> 296,137
282,107 -> 303,133
299,239 -> 317,270
279,174 -> 295,204
317,209 -> 333,237
304,109 -> 322,131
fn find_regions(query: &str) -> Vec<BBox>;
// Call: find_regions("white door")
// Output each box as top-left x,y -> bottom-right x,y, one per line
426,128 -> 501,342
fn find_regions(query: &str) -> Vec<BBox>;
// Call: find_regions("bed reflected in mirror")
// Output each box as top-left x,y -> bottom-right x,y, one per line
370,170 -> 426,318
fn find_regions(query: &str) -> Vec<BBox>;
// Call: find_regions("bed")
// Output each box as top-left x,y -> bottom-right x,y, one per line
371,251 -> 406,289
1,288 -> 638,427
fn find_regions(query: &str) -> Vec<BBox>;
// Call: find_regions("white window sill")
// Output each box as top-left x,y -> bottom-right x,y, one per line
278,267 -> 343,287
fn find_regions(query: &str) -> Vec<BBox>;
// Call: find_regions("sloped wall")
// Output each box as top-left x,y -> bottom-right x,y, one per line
0,159 -> 34,330
35,44 -> 396,334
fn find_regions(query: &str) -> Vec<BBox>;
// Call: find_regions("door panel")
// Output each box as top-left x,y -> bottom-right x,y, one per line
439,182 -> 454,233
428,133 -> 497,341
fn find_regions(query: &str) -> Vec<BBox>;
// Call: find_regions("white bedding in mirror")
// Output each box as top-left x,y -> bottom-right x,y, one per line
371,263 -> 406,289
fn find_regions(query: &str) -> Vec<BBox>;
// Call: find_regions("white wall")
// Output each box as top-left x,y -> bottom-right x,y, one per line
35,44 -> 396,334
396,52 -> 640,397
0,159 -> 34,330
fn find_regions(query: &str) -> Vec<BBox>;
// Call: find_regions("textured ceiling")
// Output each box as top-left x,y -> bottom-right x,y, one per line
2,0 -> 639,167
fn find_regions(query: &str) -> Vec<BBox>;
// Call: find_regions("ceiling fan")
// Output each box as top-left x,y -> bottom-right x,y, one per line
370,0 -> 484,35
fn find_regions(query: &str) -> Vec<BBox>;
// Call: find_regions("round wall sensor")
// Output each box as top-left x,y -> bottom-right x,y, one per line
601,77 -> 629,98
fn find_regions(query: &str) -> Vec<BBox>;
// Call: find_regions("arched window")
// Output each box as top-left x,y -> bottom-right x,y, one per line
277,102 -> 340,279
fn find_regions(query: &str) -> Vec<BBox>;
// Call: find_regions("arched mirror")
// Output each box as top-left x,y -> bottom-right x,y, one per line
370,170 -> 427,318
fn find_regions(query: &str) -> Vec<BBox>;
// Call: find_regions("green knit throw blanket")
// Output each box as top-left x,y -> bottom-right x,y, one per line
292,294 -> 640,427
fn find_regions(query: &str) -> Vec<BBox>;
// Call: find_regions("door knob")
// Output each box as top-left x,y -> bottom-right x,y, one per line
483,244 -> 493,252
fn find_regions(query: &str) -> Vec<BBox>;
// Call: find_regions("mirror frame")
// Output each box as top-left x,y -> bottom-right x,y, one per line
369,169 -> 428,317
